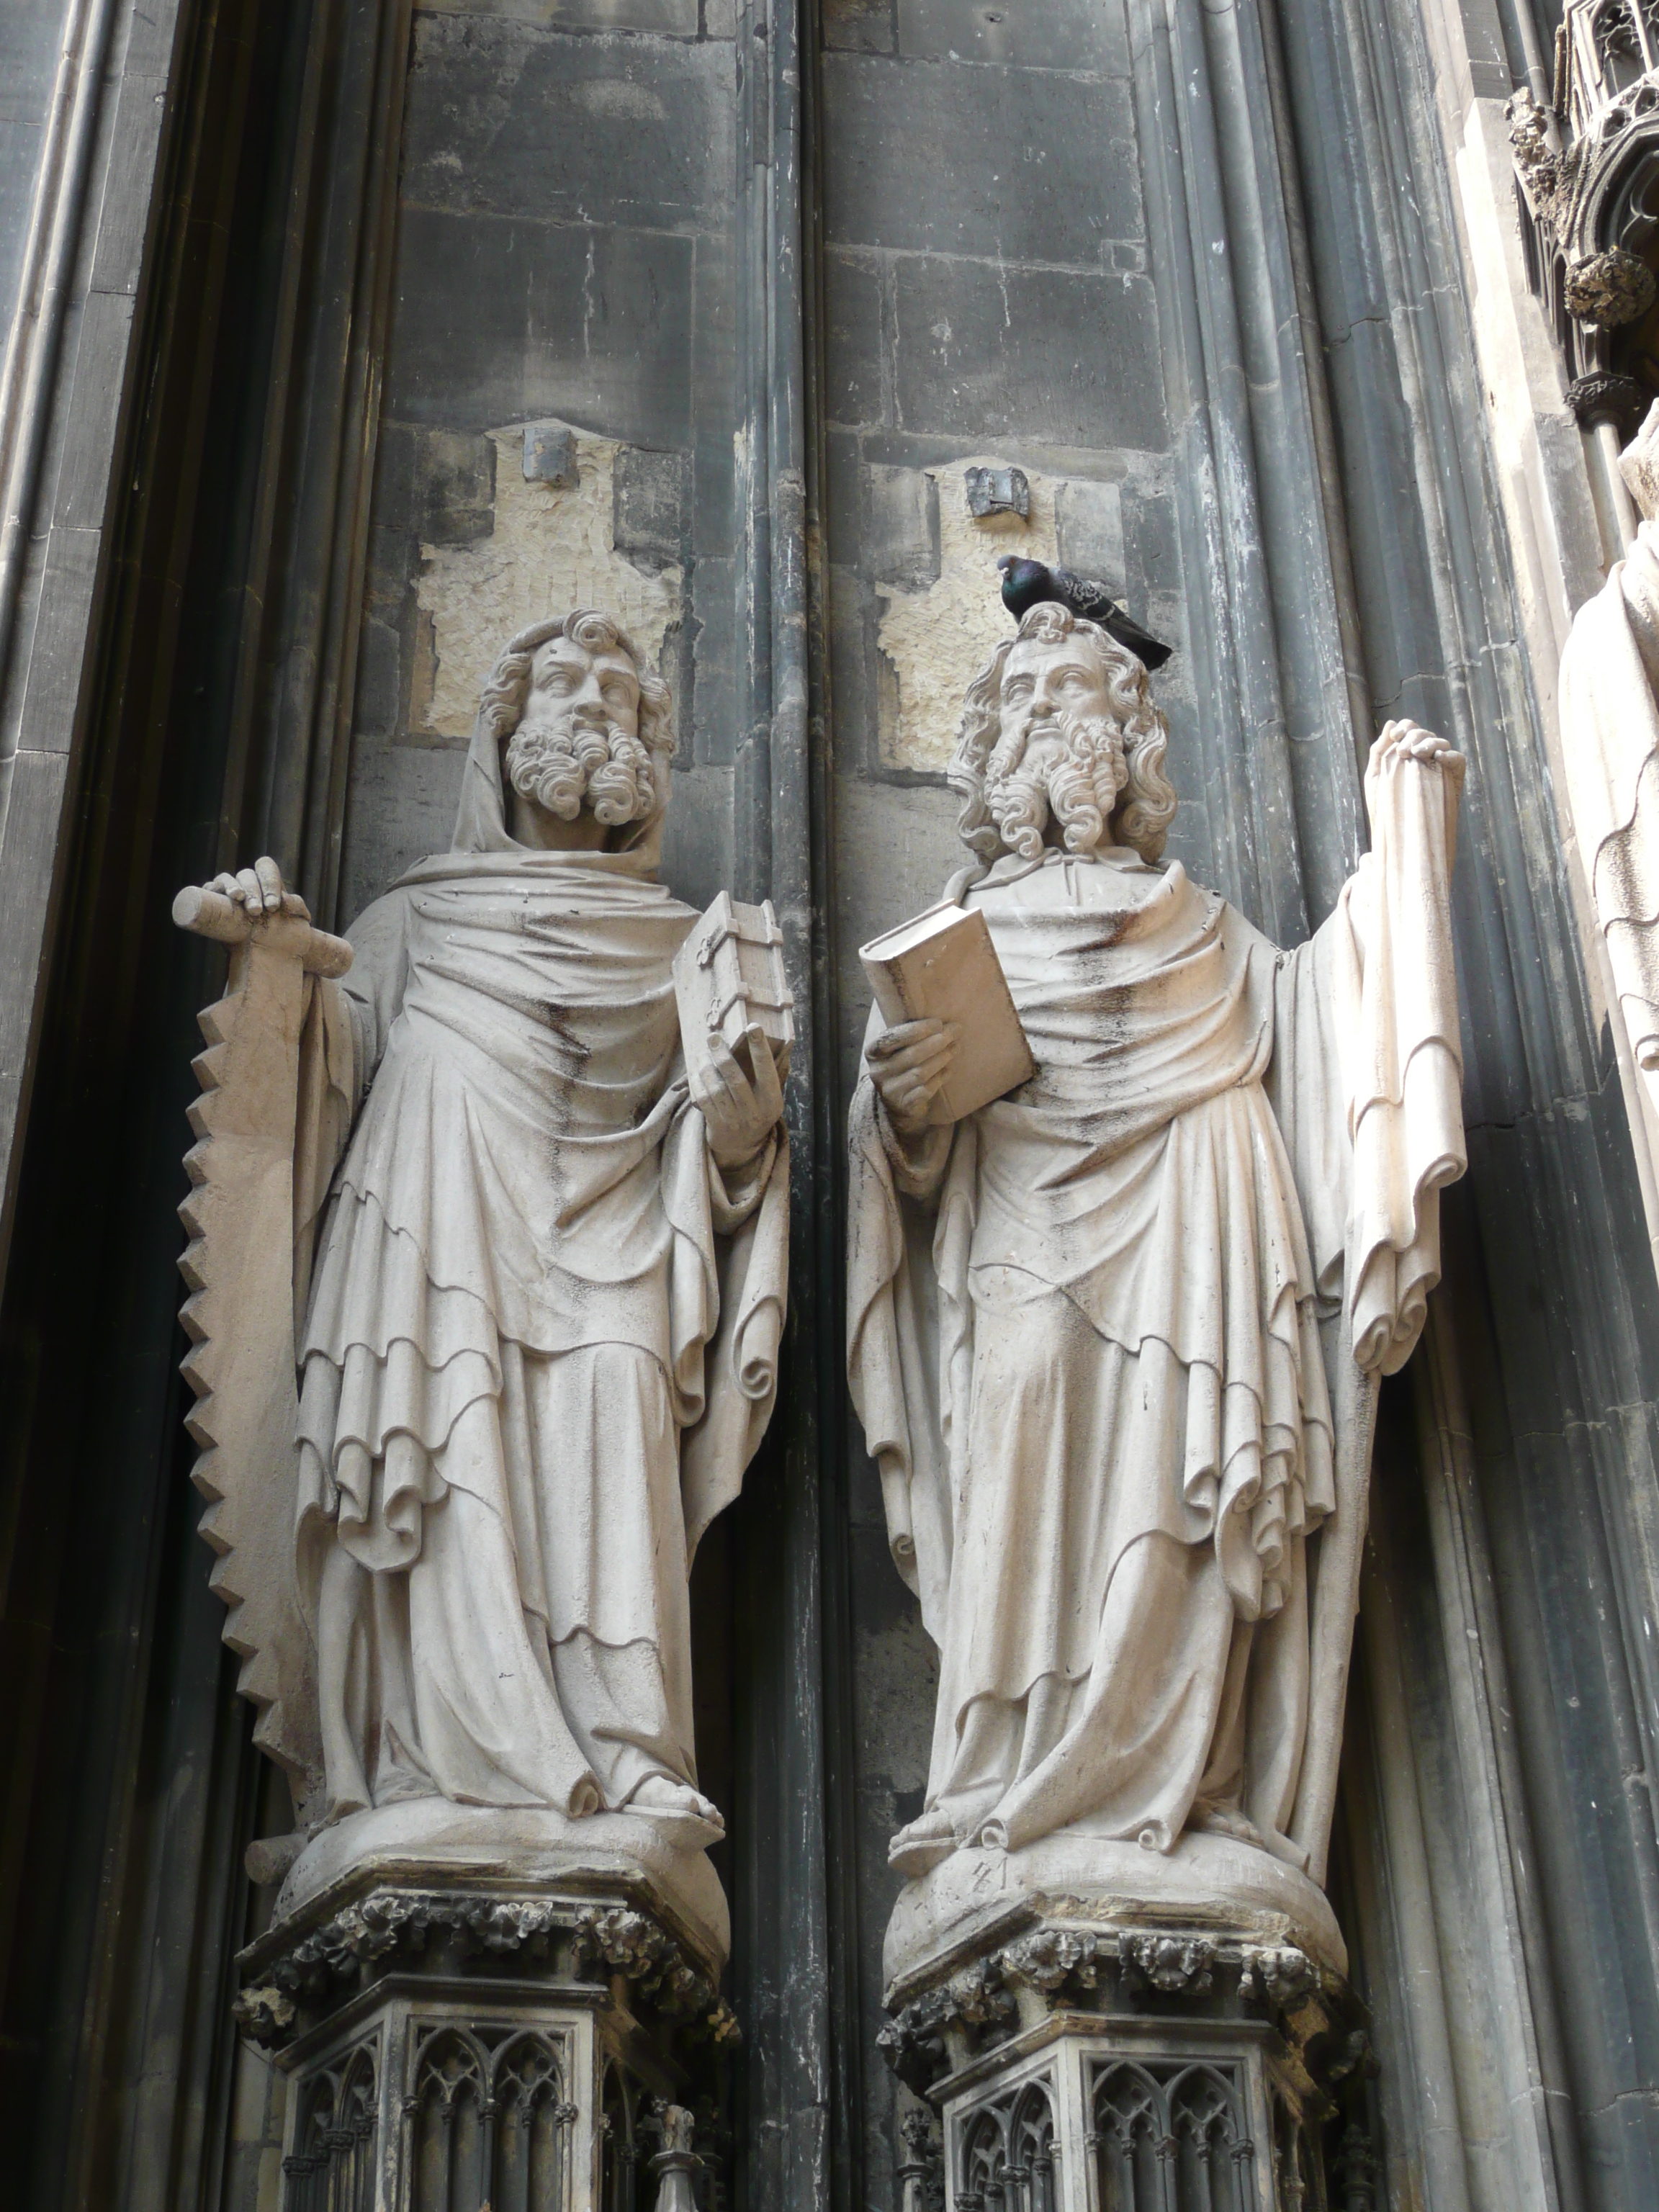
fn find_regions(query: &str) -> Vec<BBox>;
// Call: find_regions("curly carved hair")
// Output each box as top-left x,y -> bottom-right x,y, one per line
477,608 -> 676,822
948,602 -> 1177,867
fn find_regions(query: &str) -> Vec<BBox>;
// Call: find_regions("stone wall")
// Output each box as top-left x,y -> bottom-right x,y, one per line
338,0 -> 744,921
11,4 -> 1659,2212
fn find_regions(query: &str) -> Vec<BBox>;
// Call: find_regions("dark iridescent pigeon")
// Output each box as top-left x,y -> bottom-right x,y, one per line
997,555 -> 1174,672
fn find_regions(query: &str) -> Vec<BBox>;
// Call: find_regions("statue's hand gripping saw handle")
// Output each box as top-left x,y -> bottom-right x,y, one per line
172,884 -> 353,978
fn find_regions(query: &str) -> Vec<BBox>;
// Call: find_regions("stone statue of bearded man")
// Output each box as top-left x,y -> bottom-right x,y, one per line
848,600 -> 1465,1966
183,611 -> 788,1936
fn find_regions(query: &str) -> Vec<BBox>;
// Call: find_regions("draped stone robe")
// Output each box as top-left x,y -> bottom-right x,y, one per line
1560,518 -> 1659,1106
287,714 -> 788,1825
847,750 -> 1462,1873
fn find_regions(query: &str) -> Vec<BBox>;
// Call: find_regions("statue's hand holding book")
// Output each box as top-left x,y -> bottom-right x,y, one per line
860,902 -> 1034,1127
674,889 -> 794,1168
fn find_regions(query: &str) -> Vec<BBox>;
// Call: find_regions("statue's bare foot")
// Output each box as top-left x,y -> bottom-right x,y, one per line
889,1808 -> 960,1877
1191,1801 -> 1266,1848
629,1775 -> 727,1839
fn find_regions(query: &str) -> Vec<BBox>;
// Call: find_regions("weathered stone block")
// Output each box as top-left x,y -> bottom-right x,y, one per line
338,742 -> 467,925
691,425 -> 737,558
826,250 -> 885,427
868,465 -> 940,590
897,0 -> 1128,74
364,523 -> 414,619
415,0 -> 699,25
372,418 -> 416,534
824,55 -> 1141,264
414,428 -> 684,739
613,445 -> 689,575
403,14 -> 730,228
354,617 -> 404,739
1055,477 -> 1123,580
825,427 -> 863,546
387,211 -> 694,449
1120,469 -> 1179,596
825,0 -> 896,53
829,563 -> 874,755
891,260 -> 1165,452
417,426 -> 498,540
661,763 -> 736,915
691,556 -> 737,767
873,453 -> 1058,770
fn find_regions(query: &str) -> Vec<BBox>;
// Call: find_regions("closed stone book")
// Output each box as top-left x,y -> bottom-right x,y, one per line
859,902 -> 1036,1122
674,889 -> 796,1087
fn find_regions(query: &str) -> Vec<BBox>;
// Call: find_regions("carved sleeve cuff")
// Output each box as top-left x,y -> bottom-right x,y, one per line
707,1125 -> 781,1231
874,1094 -> 953,1197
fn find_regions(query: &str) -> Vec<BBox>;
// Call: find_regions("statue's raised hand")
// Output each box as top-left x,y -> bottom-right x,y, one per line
868,1017 -> 961,1134
693,1030 -> 786,1170
1366,719 -> 1465,821
1371,716 -> 1460,787
200,855 -> 310,921
174,856 -> 351,976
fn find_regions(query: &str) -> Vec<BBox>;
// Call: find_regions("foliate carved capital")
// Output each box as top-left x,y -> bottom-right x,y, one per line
1566,372 -> 1648,434
233,1984 -> 297,2041
1508,88 -> 1569,230
571,1904 -> 739,2041
1238,1943 -> 1317,2008
238,1887 -> 737,2050
1119,1933 -> 1215,1995
879,1921 -> 1338,2095
999,1926 -> 1109,1992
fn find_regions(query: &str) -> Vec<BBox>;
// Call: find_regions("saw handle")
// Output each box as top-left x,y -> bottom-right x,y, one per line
173,885 -> 354,978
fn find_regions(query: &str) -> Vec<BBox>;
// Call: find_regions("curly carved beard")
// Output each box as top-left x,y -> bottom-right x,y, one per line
983,707 -> 1129,860
504,716 -> 660,827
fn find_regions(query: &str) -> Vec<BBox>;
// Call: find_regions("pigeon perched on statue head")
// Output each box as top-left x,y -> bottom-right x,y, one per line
997,556 -> 1174,672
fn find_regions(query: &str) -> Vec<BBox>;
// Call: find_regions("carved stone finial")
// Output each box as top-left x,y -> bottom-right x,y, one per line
899,2108 -> 935,2160
649,2102 -> 701,2212
896,2105 -> 941,2212
1334,2123 -> 1380,2212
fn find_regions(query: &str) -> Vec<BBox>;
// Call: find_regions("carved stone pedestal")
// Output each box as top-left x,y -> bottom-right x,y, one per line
236,1871 -> 736,2212
882,1917 -> 1376,2212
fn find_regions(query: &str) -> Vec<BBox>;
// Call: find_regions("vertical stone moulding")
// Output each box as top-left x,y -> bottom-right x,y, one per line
237,1887 -> 737,2212
883,1924 -> 1371,2212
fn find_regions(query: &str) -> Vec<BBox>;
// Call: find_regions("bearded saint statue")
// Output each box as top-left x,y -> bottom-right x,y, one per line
847,601 -> 1465,1912
185,611 -> 788,1864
